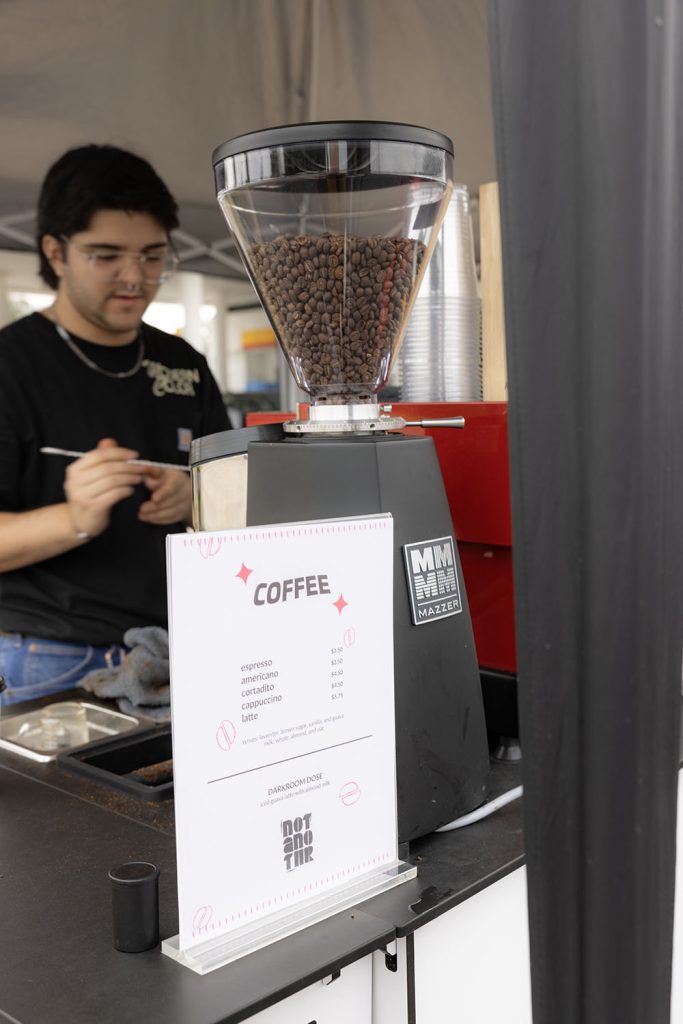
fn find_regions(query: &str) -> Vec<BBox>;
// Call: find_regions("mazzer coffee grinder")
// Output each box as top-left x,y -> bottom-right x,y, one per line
198,122 -> 489,843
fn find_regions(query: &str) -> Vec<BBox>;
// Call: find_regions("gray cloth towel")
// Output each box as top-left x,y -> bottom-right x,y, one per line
79,626 -> 171,721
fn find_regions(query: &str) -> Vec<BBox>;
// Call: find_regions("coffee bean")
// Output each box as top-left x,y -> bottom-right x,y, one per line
249,232 -> 426,403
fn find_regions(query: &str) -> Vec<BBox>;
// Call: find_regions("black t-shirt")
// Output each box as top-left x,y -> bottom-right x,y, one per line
0,313 -> 230,644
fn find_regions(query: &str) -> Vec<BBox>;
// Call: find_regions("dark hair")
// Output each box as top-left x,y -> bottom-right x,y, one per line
37,144 -> 180,288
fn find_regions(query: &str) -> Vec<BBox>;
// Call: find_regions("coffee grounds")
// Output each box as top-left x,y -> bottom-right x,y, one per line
128,759 -> 174,787
249,233 -> 426,403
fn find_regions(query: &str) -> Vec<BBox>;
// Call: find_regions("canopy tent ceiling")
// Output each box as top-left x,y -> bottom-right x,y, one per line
0,0 -> 496,280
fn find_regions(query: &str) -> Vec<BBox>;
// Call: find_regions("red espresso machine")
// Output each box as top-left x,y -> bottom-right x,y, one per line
395,401 -> 517,743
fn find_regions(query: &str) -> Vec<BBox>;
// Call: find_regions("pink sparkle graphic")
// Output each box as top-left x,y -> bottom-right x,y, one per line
333,593 -> 349,615
236,562 -> 253,584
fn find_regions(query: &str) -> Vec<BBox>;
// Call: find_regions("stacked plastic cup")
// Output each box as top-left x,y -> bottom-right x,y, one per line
399,184 -> 482,402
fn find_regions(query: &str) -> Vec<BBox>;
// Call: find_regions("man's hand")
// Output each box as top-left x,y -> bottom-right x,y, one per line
63,438 -> 146,538
0,438 -> 153,573
137,467 -> 192,526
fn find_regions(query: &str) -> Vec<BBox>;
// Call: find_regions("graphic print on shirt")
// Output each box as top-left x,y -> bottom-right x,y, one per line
142,359 -> 200,397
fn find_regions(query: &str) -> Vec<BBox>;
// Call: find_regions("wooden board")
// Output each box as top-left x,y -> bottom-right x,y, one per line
480,181 -> 508,401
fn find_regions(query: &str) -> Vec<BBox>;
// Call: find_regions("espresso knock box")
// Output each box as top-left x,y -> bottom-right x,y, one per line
164,514 -> 409,971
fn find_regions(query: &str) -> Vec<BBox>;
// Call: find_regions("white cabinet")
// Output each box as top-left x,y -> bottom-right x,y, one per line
372,941 -> 410,1024
247,954 -> 372,1024
371,868 -> 532,1024
412,868 -> 532,1024
246,867 -> 533,1023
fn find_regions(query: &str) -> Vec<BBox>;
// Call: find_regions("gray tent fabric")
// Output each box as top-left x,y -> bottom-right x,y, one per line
489,1 -> 683,1021
0,0 -> 496,277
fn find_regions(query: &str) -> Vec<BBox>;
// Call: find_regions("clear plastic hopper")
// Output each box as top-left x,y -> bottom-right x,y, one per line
213,122 -> 454,426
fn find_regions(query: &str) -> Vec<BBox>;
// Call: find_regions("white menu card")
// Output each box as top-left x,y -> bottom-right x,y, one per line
166,515 -> 397,952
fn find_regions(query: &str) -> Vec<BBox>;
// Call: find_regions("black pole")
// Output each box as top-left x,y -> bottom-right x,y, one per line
488,2 -> 683,1021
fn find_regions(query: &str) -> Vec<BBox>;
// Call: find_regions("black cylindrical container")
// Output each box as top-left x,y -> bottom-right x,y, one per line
109,861 -> 159,952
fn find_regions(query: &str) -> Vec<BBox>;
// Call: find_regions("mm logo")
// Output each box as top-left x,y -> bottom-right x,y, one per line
403,536 -> 462,626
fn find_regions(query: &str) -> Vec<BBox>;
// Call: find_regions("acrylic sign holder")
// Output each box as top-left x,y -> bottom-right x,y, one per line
162,858 -> 416,975
162,515 -> 415,975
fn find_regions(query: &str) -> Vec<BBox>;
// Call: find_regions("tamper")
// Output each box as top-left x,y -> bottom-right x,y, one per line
109,861 -> 160,952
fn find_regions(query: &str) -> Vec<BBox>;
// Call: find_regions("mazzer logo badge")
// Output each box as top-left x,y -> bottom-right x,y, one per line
403,536 -> 463,625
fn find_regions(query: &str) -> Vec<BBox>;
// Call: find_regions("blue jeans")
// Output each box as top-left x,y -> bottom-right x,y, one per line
0,633 -> 125,707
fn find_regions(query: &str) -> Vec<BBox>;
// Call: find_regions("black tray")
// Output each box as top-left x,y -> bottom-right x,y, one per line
57,725 -> 173,801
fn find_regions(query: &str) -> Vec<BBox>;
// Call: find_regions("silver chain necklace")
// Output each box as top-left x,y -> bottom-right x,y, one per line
54,321 -> 146,379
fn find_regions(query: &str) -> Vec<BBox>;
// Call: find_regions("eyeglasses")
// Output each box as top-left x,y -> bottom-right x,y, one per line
61,236 -> 179,284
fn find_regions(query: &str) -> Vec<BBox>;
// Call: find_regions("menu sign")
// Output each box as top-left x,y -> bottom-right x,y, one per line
166,515 -> 397,952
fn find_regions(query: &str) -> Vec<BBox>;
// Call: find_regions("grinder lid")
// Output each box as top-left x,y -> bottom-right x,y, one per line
212,120 -> 454,165
190,423 -> 284,466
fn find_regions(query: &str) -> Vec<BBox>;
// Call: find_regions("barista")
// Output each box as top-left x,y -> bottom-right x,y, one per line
0,144 -> 229,705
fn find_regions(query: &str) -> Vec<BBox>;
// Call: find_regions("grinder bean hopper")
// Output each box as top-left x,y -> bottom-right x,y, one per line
204,122 -> 489,843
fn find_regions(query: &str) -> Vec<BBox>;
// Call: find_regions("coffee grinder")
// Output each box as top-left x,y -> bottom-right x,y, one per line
208,122 -> 489,843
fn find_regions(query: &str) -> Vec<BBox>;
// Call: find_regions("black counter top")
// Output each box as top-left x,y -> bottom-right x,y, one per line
363,759 -> 524,936
0,761 -> 395,1024
0,695 -> 524,1024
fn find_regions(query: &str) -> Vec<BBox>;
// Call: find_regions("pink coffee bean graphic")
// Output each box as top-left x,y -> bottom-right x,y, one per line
193,905 -> 213,931
216,720 -> 237,750
198,536 -> 223,559
339,780 -> 362,806
343,627 -> 356,648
